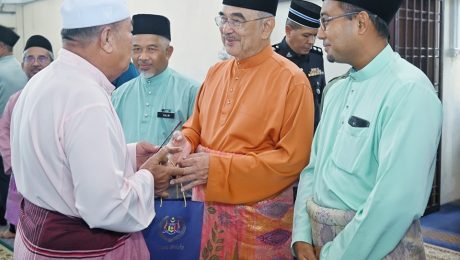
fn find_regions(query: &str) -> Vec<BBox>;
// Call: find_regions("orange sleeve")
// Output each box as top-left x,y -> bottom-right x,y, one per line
181,82 -> 205,151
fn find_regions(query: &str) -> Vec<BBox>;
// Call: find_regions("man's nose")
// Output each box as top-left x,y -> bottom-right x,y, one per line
139,50 -> 148,60
317,27 -> 326,40
221,23 -> 235,34
33,58 -> 40,65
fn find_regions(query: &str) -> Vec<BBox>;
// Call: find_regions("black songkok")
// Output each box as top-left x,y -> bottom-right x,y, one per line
331,0 -> 403,23
24,35 -> 53,53
288,0 -> 321,28
0,25 -> 19,47
222,0 -> 278,16
132,14 -> 171,41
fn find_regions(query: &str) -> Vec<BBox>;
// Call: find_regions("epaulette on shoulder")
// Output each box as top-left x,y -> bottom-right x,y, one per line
310,46 -> 323,55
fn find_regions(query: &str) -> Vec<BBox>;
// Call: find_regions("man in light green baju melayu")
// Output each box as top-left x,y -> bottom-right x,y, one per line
292,0 -> 443,259
112,14 -> 199,147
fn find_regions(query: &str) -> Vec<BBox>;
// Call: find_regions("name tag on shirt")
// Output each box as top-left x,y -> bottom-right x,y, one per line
157,109 -> 175,119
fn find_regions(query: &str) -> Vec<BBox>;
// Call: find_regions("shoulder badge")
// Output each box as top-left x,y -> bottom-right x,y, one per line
311,46 -> 323,55
308,68 -> 324,77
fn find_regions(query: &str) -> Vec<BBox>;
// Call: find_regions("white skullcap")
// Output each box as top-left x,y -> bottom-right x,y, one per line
61,0 -> 130,29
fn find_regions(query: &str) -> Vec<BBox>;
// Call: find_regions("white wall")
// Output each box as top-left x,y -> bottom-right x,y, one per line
0,4 -> 24,58
440,0 -> 460,204
12,0 -> 349,83
5,0 -> 457,203
21,0 -> 61,56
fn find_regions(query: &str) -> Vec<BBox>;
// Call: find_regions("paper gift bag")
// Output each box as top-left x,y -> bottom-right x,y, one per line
142,198 -> 204,260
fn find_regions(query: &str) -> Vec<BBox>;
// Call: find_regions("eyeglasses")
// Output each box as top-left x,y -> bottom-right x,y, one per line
214,15 -> 270,29
320,12 -> 360,31
24,55 -> 50,65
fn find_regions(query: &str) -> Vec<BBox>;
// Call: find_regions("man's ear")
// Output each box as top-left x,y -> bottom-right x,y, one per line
285,24 -> 293,35
356,11 -> 370,35
0,43 -> 6,56
166,45 -> 174,60
261,17 -> 275,40
100,26 -> 114,53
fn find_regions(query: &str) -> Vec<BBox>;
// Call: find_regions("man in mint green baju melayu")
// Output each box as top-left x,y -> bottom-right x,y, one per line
292,0 -> 442,259
112,14 -> 199,147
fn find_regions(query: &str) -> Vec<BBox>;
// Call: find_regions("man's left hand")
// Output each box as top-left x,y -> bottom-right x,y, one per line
170,152 -> 209,191
136,142 -> 159,170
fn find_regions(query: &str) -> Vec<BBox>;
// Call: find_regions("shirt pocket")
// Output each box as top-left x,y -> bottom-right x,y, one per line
331,125 -> 370,173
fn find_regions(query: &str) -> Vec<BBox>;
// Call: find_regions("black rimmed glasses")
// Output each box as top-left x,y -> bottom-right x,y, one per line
320,11 -> 360,31
214,15 -> 270,29
23,55 -> 50,65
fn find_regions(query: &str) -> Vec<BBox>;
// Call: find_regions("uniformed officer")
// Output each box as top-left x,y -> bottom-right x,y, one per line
273,0 -> 325,129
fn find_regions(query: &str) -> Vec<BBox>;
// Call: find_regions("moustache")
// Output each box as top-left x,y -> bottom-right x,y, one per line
223,35 -> 239,42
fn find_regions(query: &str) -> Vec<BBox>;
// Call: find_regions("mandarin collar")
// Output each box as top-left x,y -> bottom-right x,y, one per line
349,44 -> 394,82
140,67 -> 171,85
234,45 -> 274,69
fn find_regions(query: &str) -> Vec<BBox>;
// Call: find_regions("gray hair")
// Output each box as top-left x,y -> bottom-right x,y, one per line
256,10 -> 274,19
286,18 -> 304,30
22,49 -> 54,62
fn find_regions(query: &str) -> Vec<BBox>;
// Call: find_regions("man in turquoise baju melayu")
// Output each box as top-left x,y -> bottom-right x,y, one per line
292,1 -> 442,259
112,14 -> 199,146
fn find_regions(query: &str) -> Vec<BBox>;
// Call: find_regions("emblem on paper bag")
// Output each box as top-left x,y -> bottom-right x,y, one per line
159,216 -> 186,242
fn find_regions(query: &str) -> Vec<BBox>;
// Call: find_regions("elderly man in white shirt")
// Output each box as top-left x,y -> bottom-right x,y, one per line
10,0 -> 183,259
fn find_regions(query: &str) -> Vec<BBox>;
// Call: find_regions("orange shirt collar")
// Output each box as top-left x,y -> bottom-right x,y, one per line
234,45 -> 273,69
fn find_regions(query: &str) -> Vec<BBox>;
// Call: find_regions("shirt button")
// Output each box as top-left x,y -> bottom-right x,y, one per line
148,91 -> 152,95
227,100 -> 231,104
235,77 -> 239,80
147,80 -> 151,84
230,88 -> 233,92
146,103 -> 150,107
144,114 -> 149,117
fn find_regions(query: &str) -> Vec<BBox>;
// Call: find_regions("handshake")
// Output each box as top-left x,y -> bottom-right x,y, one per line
136,131 -> 209,198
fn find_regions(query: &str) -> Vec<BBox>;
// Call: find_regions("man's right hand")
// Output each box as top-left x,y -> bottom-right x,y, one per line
167,131 -> 192,165
293,241 -> 318,260
140,146 -> 184,197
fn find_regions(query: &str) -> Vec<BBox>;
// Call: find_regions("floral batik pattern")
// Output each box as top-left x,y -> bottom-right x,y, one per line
306,197 -> 426,259
194,185 -> 294,260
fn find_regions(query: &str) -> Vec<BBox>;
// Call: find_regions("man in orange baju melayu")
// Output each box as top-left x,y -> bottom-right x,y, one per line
170,0 -> 315,258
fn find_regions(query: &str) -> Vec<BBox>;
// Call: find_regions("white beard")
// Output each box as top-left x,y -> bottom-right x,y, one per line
141,72 -> 155,78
